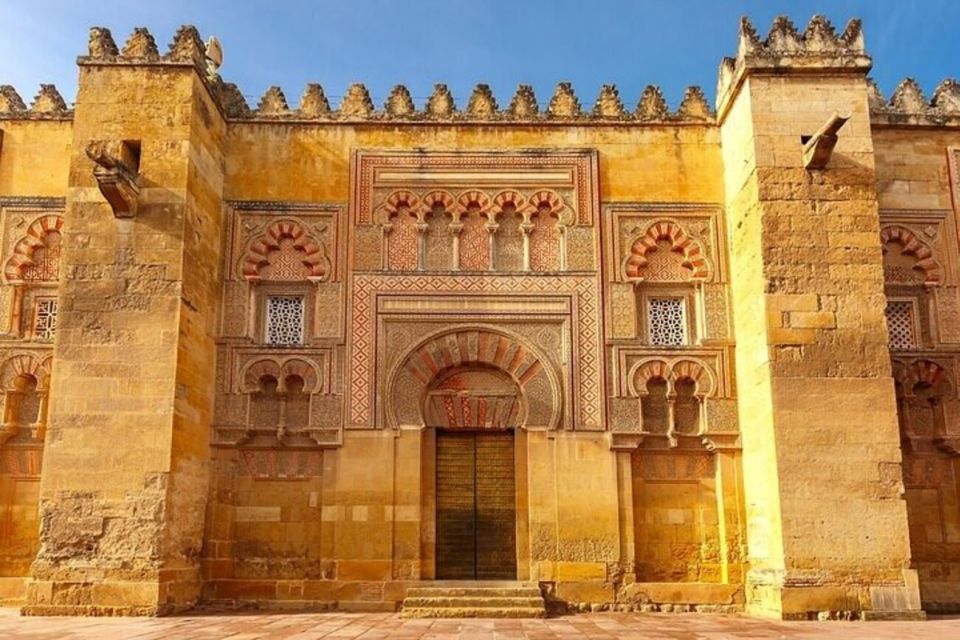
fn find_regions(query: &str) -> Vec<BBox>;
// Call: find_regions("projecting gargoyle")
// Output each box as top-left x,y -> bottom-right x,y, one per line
803,111 -> 851,170
85,140 -> 141,218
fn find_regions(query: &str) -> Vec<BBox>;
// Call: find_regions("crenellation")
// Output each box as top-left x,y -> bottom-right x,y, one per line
86,26 -> 119,58
384,84 -> 415,118
592,84 -> 627,119
338,82 -> 375,118
425,83 -> 456,118
869,77 -> 960,127
547,81 -> 581,118
0,85 -> 27,115
121,27 -> 160,60
217,82 -> 250,118
299,83 -> 331,117
164,24 -> 207,68
28,85 -> 68,116
256,86 -> 291,116
635,85 -> 668,121
507,84 -> 538,119
466,83 -> 498,118
677,86 -> 714,121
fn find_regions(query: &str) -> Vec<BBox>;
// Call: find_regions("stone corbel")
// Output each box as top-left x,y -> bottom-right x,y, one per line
802,111 -> 850,170
85,139 -> 141,218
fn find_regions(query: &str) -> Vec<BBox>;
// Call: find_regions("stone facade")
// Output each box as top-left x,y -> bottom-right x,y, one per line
0,14 -> 957,619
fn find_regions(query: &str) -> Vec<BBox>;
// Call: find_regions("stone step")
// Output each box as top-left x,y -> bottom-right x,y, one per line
405,587 -> 542,598
400,606 -> 546,619
403,596 -> 545,608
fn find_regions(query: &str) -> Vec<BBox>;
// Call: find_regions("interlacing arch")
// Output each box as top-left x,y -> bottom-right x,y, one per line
880,225 -> 941,285
241,219 -> 327,281
4,215 -> 64,284
624,220 -> 710,281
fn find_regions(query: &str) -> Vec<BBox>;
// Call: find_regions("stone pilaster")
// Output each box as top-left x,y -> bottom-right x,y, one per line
717,16 -> 922,619
23,26 -> 225,615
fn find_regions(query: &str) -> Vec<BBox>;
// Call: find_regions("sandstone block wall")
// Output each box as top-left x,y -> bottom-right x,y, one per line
0,15 -> 957,619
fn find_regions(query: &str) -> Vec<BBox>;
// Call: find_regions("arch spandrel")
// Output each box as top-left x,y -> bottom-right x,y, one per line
385,326 -> 562,430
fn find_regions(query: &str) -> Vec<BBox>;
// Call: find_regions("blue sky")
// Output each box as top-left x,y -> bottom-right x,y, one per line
1,0 -> 957,110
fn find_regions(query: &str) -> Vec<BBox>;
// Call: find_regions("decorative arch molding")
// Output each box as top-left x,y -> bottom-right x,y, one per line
0,353 -> 52,392
240,356 -> 322,394
241,219 -> 328,281
528,189 -> 573,225
880,225 -> 942,285
893,358 -> 953,398
454,190 -> 492,218
385,325 -> 563,430
628,357 -> 717,398
623,219 -> 710,281
0,352 -> 52,445
4,215 -> 64,284
490,190 -> 528,219
422,190 -> 456,214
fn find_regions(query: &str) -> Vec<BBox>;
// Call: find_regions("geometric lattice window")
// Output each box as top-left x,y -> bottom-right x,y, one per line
648,297 -> 687,346
33,298 -> 58,342
886,300 -> 917,350
265,296 -> 304,346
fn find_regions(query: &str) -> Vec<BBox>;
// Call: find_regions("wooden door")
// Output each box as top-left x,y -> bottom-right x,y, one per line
435,430 -> 516,580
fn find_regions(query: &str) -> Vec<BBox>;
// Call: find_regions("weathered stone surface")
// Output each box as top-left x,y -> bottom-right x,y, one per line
0,14 -> 956,622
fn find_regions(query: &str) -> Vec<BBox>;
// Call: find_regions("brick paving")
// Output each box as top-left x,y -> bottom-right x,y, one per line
1,609 -> 958,639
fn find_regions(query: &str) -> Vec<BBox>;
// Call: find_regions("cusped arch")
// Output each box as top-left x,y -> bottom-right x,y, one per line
0,353 -> 52,391
624,220 -> 710,281
241,219 -> 327,281
4,215 -> 64,284
880,225 -> 941,285
385,326 -> 562,430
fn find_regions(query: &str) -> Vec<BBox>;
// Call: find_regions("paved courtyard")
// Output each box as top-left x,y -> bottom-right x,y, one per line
0,609 -> 957,639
